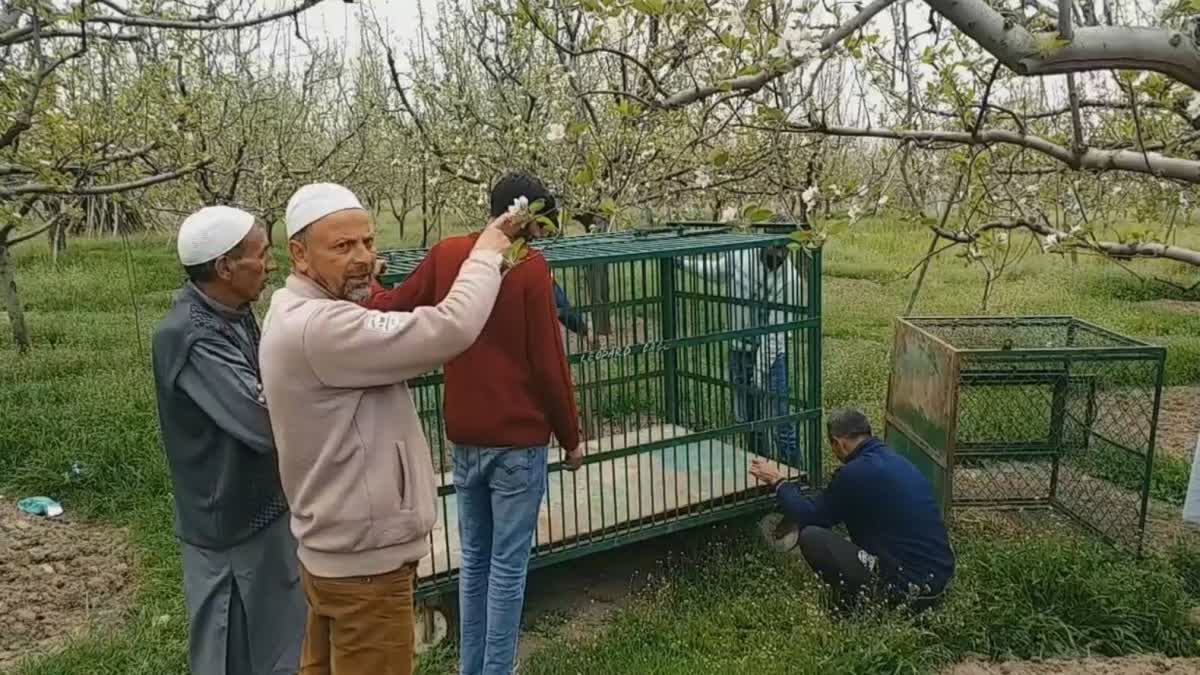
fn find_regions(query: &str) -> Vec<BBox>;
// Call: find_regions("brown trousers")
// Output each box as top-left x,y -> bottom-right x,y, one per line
299,563 -> 416,675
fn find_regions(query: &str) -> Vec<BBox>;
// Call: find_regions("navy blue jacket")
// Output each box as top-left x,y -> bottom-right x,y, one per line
554,281 -> 587,336
777,437 -> 954,590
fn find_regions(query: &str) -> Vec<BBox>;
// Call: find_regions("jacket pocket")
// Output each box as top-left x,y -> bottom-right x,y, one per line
361,440 -> 431,550
363,440 -> 408,522
395,441 -> 409,507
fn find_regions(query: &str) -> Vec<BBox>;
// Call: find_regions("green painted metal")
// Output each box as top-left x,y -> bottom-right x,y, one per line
885,316 -> 1164,552
377,227 -> 823,599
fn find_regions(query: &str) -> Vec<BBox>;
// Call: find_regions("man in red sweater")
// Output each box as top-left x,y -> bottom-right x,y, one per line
365,172 -> 582,675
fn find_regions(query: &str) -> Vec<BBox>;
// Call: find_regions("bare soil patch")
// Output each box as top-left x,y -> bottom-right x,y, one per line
1143,299 -> 1200,318
945,655 -> 1200,675
0,496 -> 134,672
1152,386 -> 1200,462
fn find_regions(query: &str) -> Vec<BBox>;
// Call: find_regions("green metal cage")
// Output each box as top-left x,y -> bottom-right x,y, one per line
884,316 -> 1165,553
377,227 -> 823,598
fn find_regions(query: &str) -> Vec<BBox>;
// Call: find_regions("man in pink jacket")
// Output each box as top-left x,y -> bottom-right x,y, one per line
259,183 -> 517,675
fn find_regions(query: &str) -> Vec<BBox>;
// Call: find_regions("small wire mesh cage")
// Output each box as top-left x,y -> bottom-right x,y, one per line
883,316 -> 1166,553
378,226 -> 823,596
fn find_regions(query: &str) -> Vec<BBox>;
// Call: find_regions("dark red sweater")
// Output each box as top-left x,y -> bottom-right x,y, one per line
366,234 -> 581,452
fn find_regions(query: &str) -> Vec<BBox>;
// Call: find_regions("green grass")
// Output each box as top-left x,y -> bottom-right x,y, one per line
4,217 -> 1200,674
521,521 -> 1199,675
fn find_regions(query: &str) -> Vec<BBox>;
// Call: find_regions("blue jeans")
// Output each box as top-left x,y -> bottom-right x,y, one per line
731,350 -> 799,466
453,446 -> 548,675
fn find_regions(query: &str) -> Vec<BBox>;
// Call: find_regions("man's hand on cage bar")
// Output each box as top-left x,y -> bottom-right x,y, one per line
563,447 -> 584,471
749,457 -> 782,486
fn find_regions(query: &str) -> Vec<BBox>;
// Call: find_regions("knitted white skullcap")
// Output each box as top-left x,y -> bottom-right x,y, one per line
177,206 -> 256,266
285,183 -> 366,238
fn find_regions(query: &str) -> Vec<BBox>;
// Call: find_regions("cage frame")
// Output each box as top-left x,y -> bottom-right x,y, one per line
378,225 -> 824,599
883,315 -> 1166,554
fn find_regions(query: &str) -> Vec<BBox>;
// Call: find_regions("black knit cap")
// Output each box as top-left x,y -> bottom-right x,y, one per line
489,172 -> 559,219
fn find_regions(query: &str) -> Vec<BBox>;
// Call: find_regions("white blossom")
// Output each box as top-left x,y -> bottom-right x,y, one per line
603,15 -> 626,38
769,25 -> 821,60
1043,233 -> 1060,250
802,185 -> 820,205
720,206 -> 738,222
694,169 -> 713,189
877,195 -> 889,208
847,204 -> 863,223
1188,94 -> 1200,121
996,231 -> 1009,245
546,123 -> 566,142
1069,224 -> 1083,235
507,195 -> 530,215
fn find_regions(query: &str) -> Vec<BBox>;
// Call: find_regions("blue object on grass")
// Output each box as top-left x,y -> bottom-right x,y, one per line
17,496 -> 63,518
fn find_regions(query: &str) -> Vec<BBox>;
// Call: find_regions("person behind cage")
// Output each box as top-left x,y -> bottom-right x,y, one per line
676,213 -> 803,466
749,408 -> 956,617
365,171 -> 584,675
150,205 -> 304,675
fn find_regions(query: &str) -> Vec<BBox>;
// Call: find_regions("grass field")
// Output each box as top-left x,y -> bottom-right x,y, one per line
3,216 -> 1200,674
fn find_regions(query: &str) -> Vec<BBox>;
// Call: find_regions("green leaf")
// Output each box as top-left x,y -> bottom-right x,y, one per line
1035,35 -> 1071,57
741,205 -> 773,223
600,196 -> 618,215
567,120 -> 590,137
735,64 -> 763,77
504,238 -> 530,266
710,149 -> 730,168
572,167 -> 594,187
529,199 -> 546,215
631,0 -> 666,15
758,107 -> 786,122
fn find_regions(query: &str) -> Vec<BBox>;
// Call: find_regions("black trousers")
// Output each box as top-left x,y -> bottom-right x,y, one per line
795,526 -> 944,616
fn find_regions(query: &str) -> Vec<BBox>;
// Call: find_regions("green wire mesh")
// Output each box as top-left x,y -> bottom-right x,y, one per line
884,316 -> 1165,553
378,228 -> 823,597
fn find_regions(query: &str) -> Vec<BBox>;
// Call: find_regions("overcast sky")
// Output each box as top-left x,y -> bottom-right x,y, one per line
292,0 -> 433,62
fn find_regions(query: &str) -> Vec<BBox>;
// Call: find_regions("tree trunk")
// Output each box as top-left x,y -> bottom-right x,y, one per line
420,164 -> 429,248
0,244 -> 30,353
49,221 -> 66,263
586,216 -> 612,335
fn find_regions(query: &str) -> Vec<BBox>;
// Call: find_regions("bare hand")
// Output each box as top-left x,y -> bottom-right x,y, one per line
749,457 -> 782,485
474,220 -> 513,254
563,447 -> 584,472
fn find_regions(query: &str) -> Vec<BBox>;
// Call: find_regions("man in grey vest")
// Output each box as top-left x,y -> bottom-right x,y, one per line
151,205 -> 304,674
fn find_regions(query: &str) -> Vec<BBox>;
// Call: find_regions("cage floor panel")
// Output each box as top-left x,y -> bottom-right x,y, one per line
418,424 -> 788,579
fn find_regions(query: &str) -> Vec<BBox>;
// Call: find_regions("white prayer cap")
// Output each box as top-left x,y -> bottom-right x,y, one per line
177,206 -> 256,266
285,183 -> 366,239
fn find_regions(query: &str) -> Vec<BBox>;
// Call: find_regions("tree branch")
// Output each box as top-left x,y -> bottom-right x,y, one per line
658,0 -> 896,109
776,122 -> 1200,183
935,218 -> 1200,268
924,0 -> 1200,89
86,0 -> 334,32
1,159 -> 212,197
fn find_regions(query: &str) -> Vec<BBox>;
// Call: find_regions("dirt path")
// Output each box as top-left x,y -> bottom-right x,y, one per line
0,495 -> 133,671
945,655 -> 1200,674
1152,386 -> 1200,462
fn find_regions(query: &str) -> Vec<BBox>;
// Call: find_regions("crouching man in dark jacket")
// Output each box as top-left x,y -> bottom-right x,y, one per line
750,408 -> 955,616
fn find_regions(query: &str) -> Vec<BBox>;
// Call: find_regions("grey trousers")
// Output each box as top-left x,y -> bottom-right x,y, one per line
181,514 -> 306,675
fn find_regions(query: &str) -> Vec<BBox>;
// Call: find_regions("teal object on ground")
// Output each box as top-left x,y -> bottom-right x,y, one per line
17,496 -> 64,518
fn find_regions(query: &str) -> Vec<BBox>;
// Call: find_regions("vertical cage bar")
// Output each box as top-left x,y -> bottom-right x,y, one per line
806,247 -> 823,486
